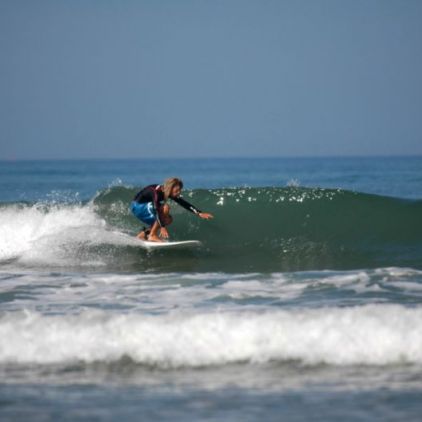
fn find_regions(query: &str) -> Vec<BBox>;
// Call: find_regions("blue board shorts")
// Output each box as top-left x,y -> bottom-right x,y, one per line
130,201 -> 157,226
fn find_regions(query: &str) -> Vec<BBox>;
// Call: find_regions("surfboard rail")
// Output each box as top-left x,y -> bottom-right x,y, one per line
136,239 -> 202,250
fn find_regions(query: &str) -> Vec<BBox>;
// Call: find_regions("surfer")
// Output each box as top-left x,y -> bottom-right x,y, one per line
130,177 -> 213,242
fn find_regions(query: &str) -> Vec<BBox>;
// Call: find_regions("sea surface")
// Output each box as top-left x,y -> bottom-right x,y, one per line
0,156 -> 422,421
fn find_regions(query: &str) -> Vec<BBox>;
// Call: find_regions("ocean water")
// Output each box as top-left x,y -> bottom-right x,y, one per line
0,156 -> 422,421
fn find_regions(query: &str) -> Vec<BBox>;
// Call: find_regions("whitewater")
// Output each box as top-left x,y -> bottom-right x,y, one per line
2,304 -> 422,367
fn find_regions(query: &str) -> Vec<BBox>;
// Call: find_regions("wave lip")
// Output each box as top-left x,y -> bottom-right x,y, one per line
1,304 -> 422,368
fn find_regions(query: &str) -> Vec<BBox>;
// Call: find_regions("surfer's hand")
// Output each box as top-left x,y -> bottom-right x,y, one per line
199,212 -> 213,220
160,227 -> 169,239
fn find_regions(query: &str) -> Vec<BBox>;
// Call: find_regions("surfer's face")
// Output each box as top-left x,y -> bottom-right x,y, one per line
171,185 -> 182,198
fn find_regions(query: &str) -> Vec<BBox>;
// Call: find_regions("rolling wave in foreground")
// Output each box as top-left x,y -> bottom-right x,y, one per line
0,186 -> 421,272
1,304 -> 421,367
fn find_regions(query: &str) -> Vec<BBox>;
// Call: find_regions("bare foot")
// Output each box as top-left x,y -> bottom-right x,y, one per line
136,231 -> 147,240
136,228 -> 152,240
148,234 -> 163,242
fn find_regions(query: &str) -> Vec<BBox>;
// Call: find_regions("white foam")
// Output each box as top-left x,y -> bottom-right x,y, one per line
0,204 -> 136,266
221,276 -> 304,300
2,268 -> 422,316
1,304 -> 422,367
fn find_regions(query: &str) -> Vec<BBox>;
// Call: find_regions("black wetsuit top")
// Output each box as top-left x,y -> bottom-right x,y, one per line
133,184 -> 201,226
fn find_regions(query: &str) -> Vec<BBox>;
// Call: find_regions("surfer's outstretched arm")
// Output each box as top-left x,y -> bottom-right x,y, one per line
172,196 -> 213,219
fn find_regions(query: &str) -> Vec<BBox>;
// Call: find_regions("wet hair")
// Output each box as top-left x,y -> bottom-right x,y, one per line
163,177 -> 183,198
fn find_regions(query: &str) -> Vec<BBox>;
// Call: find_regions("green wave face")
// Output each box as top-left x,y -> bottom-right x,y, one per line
93,186 -> 422,272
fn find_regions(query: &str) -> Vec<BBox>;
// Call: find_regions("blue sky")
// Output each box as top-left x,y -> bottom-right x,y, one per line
1,0 -> 421,159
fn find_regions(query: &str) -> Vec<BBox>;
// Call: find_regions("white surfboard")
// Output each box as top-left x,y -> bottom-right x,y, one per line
137,239 -> 202,250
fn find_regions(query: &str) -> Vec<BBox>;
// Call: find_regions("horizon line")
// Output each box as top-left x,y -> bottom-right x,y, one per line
1,153 -> 422,162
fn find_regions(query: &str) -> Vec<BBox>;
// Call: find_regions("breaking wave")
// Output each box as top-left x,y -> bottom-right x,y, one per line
1,304 -> 422,367
0,186 -> 421,271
